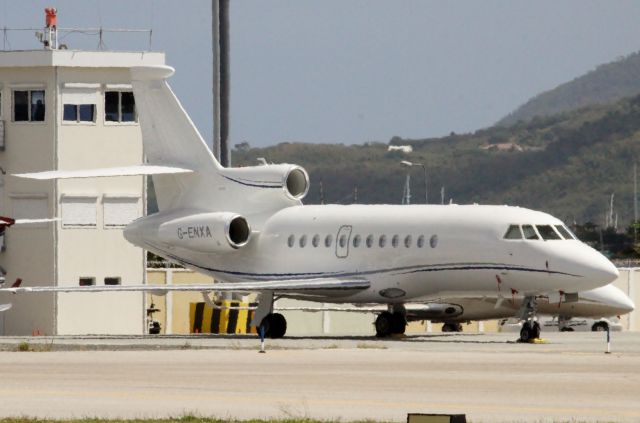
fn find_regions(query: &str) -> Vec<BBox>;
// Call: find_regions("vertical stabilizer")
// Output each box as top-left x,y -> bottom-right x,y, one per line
130,66 -> 221,211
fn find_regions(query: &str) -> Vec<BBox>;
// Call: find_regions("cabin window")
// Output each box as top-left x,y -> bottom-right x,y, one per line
522,225 -> 539,240
105,91 -> 136,122
353,234 -> 361,248
299,235 -> 307,248
536,225 -> 561,240
13,89 -> 45,122
324,234 -> 333,247
417,235 -> 425,248
391,235 -> 399,248
430,234 -> 438,248
312,234 -> 320,247
287,235 -> 295,247
366,234 -> 374,248
555,225 -> 574,240
404,235 -> 412,248
339,234 -> 347,248
379,235 -> 387,248
503,225 -> 522,240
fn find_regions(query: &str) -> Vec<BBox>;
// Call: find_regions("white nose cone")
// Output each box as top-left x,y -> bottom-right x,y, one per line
583,250 -> 619,286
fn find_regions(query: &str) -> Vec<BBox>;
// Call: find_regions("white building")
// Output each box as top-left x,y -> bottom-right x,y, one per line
0,49 -> 165,335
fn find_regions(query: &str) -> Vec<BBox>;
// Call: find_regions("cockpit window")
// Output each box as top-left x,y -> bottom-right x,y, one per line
521,225 -> 539,240
503,225 -> 523,240
556,224 -> 576,240
536,225 -> 561,240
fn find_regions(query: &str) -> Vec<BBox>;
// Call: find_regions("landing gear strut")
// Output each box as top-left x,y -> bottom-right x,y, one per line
517,296 -> 541,342
375,305 -> 407,337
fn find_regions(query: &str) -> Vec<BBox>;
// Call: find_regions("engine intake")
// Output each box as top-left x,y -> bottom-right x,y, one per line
284,167 -> 309,200
158,212 -> 251,253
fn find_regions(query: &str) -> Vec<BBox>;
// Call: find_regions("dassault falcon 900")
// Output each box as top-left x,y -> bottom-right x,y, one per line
0,65 -> 620,341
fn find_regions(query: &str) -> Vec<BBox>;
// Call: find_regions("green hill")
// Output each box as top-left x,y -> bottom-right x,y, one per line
232,95 -> 640,228
498,51 -> 640,126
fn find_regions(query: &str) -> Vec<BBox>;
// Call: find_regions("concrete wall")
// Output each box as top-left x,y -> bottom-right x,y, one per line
614,268 -> 639,331
0,66 -> 57,335
0,51 -> 164,335
55,67 -> 145,335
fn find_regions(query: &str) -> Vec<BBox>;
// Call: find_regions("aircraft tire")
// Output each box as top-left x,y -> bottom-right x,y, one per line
259,313 -> 287,339
520,321 -> 541,342
375,312 -> 393,337
268,313 -> 287,338
592,322 -> 608,332
532,321 -> 541,339
442,323 -> 462,333
391,313 -> 406,334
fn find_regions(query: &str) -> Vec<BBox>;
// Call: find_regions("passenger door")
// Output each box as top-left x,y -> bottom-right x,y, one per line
335,225 -> 352,258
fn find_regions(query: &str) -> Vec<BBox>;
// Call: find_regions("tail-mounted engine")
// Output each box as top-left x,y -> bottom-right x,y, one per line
158,212 -> 251,253
220,164 -> 309,202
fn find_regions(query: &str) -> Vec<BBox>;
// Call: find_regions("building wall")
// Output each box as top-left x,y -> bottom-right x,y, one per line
0,66 -> 57,335
55,67 -> 145,335
0,51 -> 164,335
614,268 -> 639,331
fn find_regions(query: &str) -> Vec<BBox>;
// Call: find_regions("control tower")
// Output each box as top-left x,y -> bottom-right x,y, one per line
0,11 -> 164,335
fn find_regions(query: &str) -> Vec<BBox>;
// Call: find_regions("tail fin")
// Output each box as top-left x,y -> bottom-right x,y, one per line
130,66 -> 222,211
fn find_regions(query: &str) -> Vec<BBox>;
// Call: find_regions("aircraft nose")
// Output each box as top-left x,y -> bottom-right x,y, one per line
576,247 -> 619,289
617,293 -> 636,314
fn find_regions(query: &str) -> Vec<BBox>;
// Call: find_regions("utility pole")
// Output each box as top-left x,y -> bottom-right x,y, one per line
212,0 -> 230,167
634,162 -> 638,243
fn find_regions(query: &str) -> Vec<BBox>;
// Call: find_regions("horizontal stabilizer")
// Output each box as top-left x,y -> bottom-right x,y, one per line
0,278 -> 370,294
13,165 -> 194,180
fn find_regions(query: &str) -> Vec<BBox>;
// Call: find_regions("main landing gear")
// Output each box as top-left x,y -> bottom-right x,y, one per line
259,312 -> 287,339
252,291 -> 288,339
517,296 -> 541,342
441,323 -> 463,333
375,305 -> 407,337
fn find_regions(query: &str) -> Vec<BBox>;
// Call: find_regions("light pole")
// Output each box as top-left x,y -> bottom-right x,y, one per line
401,161 -> 427,204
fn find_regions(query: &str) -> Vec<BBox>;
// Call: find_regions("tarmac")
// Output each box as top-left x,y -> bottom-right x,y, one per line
0,331 -> 639,422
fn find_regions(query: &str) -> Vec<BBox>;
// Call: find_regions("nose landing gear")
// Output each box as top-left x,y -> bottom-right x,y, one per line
517,296 -> 542,343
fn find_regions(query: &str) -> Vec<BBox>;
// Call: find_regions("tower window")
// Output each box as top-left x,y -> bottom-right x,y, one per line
105,91 -> 136,123
13,90 -> 45,122
79,277 -> 95,286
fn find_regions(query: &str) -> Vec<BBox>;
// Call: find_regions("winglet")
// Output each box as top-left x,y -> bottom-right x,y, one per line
11,278 -> 22,288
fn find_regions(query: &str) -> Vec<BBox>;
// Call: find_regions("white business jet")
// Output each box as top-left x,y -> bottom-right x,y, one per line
0,66 -> 620,341
412,283 -> 634,336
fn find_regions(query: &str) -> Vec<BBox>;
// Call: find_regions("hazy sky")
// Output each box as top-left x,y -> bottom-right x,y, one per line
3,1 -> 640,148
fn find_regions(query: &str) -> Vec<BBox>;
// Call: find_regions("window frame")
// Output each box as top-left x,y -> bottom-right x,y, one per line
503,224 -> 523,240
60,195 -> 98,229
12,88 -> 46,123
104,90 -> 138,125
536,224 -> 562,241
522,224 -> 540,240
79,277 -> 95,287
104,277 -> 121,286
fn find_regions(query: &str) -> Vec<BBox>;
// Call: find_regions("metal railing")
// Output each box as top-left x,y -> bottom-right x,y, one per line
1,27 -> 153,51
